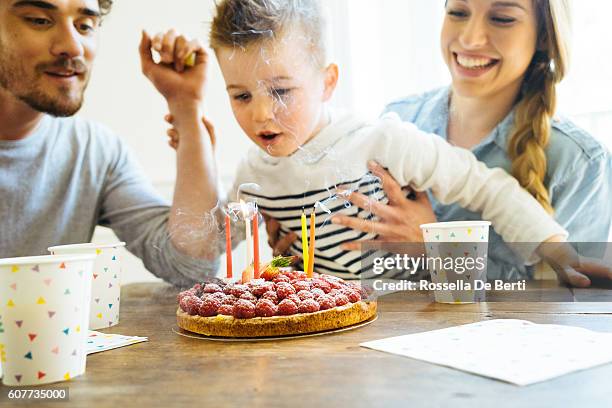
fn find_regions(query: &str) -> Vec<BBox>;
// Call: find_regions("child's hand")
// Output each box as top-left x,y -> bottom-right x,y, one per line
139,29 -> 207,104
263,214 -> 299,258
164,113 -> 216,150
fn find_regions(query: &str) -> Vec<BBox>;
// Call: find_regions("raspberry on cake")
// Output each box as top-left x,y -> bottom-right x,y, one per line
203,283 -> 223,293
278,299 -> 299,316
255,299 -> 278,317
275,282 -> 296,299
176,257 -> 377,338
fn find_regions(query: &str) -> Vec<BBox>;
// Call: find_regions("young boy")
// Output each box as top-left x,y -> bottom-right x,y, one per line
159,0 -> 568,279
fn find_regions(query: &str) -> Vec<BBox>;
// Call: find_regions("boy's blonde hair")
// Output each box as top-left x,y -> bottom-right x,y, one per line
508,0 -> 572,214
210,0 -> 327,67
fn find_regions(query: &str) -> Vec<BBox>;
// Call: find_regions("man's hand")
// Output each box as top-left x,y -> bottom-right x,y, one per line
139,30 -> 218,259
139,29 -> 207,104
331,160 -> 437,251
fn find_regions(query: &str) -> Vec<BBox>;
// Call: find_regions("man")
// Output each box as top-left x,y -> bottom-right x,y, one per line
0,0 -> 219,286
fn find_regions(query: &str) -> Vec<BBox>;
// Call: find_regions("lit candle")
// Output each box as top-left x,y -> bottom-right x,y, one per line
253,212 -> 260,279
308,211 -> 316,277
241,200 -> 253,282
301,211 -> 309,273
225,213 -> 232,279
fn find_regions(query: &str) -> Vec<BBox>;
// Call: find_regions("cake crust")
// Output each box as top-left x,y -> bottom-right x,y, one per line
177,300 -> 377,338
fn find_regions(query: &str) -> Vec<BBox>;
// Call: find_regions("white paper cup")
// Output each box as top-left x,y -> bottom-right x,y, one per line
0,254 -> 95,386
48,243 -> 125,330
420,221 -> 491,304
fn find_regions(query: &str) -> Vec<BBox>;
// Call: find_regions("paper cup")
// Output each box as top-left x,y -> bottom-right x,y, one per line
420,221 -> 490,304
0,254 -> 95,386
48,243 -> 125,330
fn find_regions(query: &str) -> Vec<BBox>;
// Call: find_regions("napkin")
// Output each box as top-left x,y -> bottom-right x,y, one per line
86,331 -> 148,354
360,319 -> 612,386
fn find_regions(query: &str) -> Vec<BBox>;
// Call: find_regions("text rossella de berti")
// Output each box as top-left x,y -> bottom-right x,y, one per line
370,254 -> 527,291
372,279 -> 527,291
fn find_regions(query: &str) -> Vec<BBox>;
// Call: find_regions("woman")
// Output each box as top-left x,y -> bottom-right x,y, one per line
269,0 -> 611,285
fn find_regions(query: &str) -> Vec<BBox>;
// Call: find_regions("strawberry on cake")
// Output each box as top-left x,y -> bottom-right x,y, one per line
176,257 -> 377,338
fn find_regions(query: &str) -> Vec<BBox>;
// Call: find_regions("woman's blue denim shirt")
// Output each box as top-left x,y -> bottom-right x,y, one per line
384,86 -> 611,280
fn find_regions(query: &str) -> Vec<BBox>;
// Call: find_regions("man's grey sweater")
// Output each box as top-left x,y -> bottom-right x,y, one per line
0,114 -> 218,287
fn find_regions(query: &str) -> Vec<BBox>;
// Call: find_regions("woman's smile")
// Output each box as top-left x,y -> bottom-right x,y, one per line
452,51 -> 500,78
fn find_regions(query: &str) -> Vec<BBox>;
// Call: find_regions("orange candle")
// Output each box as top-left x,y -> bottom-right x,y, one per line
253,213 -> 260,279
225,214 -> 232,279
307,211 -> 316,277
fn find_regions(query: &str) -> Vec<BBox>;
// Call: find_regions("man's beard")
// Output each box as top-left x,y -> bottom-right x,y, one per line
0,50 -> 89,117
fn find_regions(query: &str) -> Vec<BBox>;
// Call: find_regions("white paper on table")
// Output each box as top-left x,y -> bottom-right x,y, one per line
360,319 -> 612,386
86,331 -> 148,354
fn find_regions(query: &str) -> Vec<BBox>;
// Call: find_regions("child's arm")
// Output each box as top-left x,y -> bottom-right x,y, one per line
376,115 -> 567,263
139,30 -> 219,259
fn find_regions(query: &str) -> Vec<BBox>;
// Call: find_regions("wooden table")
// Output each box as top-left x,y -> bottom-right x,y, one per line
2,281 -> 611,408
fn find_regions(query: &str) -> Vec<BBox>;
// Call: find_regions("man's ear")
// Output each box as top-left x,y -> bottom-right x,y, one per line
322,63 -> 338,102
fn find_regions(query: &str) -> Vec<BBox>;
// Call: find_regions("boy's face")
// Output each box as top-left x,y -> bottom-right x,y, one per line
0,0 -> 100,117
217,32 -> 336,157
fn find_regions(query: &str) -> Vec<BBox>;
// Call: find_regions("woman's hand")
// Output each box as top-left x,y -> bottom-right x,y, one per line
537,236 -> 612,288
331,160 -> 437,251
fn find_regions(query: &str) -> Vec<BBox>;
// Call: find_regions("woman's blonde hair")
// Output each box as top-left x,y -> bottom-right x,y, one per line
507,0 -> 571,214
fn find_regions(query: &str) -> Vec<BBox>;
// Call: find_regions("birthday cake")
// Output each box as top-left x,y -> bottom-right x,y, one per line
176,257 -> 377,338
